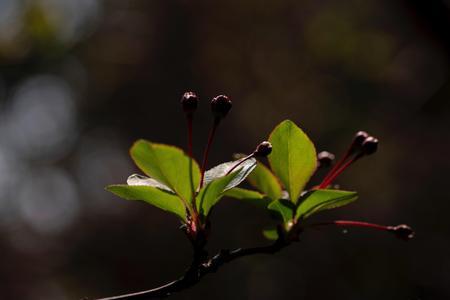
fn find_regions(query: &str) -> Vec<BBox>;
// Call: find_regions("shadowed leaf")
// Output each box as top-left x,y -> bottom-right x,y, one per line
263,228 -> 279,240
224,187 -> 271,208
268,199 -> 295,224
296,189 -> 358,220
246,161 -> 282,200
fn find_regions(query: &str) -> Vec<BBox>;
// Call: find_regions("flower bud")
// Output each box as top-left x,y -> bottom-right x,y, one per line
254,141 -> 272,157
317,151 -> 335,167
181,91 -> 198,114
354,131 -> 369,145
211,95 -> 232,119
390,224 -> 414,241
362,136 -> 379,155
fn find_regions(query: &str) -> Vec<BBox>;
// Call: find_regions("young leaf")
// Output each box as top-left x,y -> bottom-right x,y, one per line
223,187 -> 271,208
106,185 -> 187,221
295,189 -> 358,220
246,161 -> 282,200
196,170 -> 241,217
203,157 -> 257,191
268,120 -> 317,203
268,199 -> 295,224
263,228 -> 279,240
130,140 -> 200,203
127,174 -> 174,193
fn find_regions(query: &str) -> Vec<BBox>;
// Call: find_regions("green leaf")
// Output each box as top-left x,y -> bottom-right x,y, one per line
127,174 -> 174,193
196,170 -> 241,216
246,161 -> 282,200
130,140 -> 200,203
268,120 -> 317,203
295,189 -> 358,220
268,199 -> 295,224
203,157 -> 257,191
223,187 -> 271,208
106,184 -> 186,221
263,228 -> 279,240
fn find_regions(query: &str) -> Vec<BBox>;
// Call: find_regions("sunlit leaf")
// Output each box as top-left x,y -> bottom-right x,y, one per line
223,187 -> 271,208
268,120 -> 317,203
130,140 -> 200,203
106,184 -> 186,221
295,189 -> 358,220
246,161 -> 282,200
203,157 -> 257,191
268,199 -> 295,224
127,174 -> 174,193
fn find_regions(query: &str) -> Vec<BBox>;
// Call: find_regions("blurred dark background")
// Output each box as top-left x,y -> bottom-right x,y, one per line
0,0 -> 449,299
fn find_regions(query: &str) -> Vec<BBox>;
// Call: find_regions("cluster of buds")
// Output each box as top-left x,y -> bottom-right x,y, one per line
314,132 -> 414,240
318,131 -> 379,189
181,91 -> 272,185
181,93 -> 234,186
180,92 -> 272,241
181,93 -> 413,242
182,92 -> 232,119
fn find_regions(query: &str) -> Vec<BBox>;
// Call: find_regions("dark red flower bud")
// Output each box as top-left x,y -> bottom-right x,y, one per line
348,130 -> 369,153
181,91 -> 198,114
354,131 -> 369,145
362,136 -> 379,155
317,151 -> 335,167
211,95 -> 232,119
390,224 -> 415,241
254,141 -> 272,157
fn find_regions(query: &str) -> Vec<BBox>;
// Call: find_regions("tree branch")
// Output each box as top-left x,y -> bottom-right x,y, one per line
87,218 -> 412,300
91,239 -> 289,300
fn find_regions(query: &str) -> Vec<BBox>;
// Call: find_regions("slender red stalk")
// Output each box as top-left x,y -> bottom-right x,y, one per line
327,220 -> 390,231
319,153 -> 363,188
310,220 -> 391,236
225,154 -> 254,176
186,115 -> 197,208
200,119 -> 220,188
309,220 -> 415,240
187,116 -> 194,159
320,131 -> 368,187
321,152 -> 349,184
320,142 -> 358,188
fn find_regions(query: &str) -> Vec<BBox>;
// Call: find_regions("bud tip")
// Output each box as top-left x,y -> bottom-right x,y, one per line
211,95 -> 232,119
254,141 -> 272,157
317,151 -> 335,167
181,91 -> 198,114
362,136 -> 379,155
391,224 -> 415,241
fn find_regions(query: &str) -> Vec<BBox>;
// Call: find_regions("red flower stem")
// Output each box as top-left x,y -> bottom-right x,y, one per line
186,115 -> 197,208
225,153 -> 254,176
319,153 -> 363,188
187,116 -> 194,159
200,119 -> 220,188
320,148 -> 353,187
311,220 -> 391,232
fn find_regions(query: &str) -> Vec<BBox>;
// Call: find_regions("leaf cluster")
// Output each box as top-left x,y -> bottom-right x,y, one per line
226,120 -> 357,239
107,120 -> 358,241
107,141 -> 256,222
